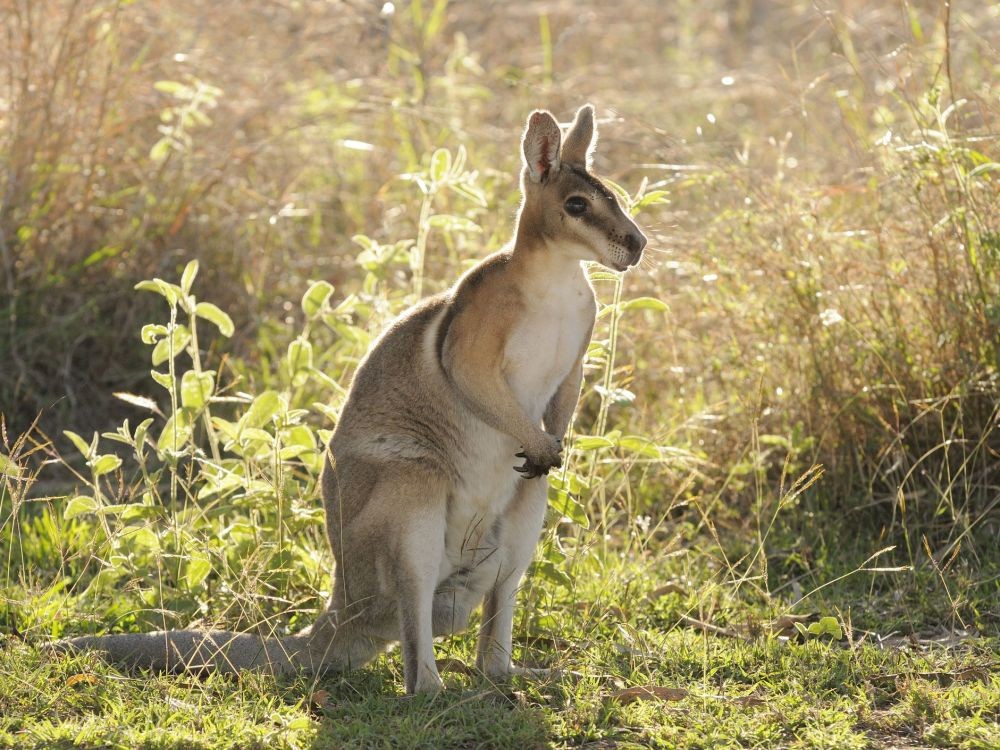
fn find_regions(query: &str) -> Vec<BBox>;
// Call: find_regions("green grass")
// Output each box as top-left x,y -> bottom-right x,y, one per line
3,548 -> 997,749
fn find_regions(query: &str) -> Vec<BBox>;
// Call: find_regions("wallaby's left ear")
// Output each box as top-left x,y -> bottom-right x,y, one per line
560,104 -> 597,168
522,110 -> 562,183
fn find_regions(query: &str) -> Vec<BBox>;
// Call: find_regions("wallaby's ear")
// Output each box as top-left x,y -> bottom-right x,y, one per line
560,104 -> 597,168
522,110 -> 562,183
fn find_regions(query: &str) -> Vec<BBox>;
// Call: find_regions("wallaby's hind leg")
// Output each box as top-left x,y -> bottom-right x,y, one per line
332,467 -> 448,694
394,497 -> 448,694
476,476 -> 548,677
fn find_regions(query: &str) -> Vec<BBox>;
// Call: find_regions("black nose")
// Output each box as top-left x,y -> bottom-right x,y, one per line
626,232 -> 647,254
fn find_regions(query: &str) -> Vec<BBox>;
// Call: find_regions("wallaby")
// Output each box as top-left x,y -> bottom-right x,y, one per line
59,104 -> 647,694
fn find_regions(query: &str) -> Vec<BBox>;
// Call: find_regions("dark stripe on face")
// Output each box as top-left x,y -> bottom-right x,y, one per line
567,165 -> 618,204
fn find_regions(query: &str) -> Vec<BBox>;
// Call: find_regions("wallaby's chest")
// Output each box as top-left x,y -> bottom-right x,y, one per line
504,282 -> 594,421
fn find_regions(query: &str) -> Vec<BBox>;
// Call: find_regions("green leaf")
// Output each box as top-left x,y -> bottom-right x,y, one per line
133,418 -> 154,454
595,385 -> 636,406
90,454 -> 122,477
278,444 -> 312,460
619,435 -> 661,458
301,280 -> 335,318
82,245 -> 123,267
283,425 -> 317,451
428,214 -> 482,233
101,427 -> 131,446
534,560 -> 572,588
64,495 -> 99,520
240,427 -> 274,445
287,338 -> 313,374
549,488 -> 590,528
122,525 -> 159,553
574,435 -> 615,451
63,430 -> 94,459
285,716 -> 314,732
180,370 -> 215,410
808,616 -> 844,640
622,296 -> 669,313
180,260 -> 199,295
543,542 -> 566,565
140,324 -> 167,344
134,278 -> 182,307
185,555 -> 212,589
603,178 -> 633,206
969,162 -> 1000,179
149,138 -> 172,163
633,189 -> 671,212
588,270 -> 619,282
151,324 -> 191,366
157,410 -> 194,454
150,370 -> 174,391
120,504 -> 163,521
446,181 -> 488,207
210,417 -> 239,444
153,79 -> 189,96
194,302 -> 234,337
241,390 -> 282,429
430,148 -> 451,183
0,453 -> 21,479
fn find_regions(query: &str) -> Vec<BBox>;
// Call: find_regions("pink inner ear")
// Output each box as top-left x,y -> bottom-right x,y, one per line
536,135 -> 550,175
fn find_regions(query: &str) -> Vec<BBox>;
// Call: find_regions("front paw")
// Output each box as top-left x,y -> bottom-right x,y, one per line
513,435 -> 562,478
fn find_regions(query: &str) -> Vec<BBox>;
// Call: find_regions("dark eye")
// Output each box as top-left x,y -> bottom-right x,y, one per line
564,196 -> 588,216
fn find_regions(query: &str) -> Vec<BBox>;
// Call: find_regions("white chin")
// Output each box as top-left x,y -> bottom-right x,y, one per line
604,257 -> 628,272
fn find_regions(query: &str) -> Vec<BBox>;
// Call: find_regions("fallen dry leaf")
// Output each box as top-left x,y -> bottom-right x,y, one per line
435,658 -> 473,675
607,685 -> 689,704
309,689 -> 332,712
679,614 -> 741,639
646,582 -> 687,601
731,694 -> 767,707
65,673 -> 99,688
574,601 -> 629,620
770,613 -> 816,637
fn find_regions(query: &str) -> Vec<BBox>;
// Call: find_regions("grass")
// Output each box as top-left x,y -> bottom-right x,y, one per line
2,0 -> 999,747
2,550 -> 997,749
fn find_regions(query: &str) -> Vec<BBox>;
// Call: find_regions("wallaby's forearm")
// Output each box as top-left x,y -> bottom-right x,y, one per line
448,361 -> 546,448
543,361 -> 585,440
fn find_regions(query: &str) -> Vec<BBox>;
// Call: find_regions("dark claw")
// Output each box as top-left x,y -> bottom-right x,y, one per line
513,456 -> 549,479
515,451 -> 527,459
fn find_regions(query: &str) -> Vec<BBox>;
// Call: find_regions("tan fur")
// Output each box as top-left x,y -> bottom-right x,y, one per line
58,104 -> 647,694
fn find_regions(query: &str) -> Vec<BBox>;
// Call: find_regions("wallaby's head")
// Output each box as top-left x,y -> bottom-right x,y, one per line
518,104 -> 647,271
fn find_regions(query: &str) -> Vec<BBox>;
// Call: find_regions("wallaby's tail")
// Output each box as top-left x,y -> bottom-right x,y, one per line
55,616 -> 375,676
57,630 -> 323,675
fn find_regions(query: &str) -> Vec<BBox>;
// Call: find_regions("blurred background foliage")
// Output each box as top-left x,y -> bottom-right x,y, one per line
0,0 -> 997,634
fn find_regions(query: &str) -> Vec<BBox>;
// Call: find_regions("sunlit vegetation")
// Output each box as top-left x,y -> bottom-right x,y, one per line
1,1 -> 997,747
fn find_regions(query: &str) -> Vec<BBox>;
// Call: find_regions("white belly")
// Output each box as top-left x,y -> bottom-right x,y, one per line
441,425 -> 520,577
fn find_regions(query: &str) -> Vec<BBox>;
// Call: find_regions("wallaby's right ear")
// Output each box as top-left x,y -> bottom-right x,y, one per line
522,110 -> 562,184
560,104 -> 597,168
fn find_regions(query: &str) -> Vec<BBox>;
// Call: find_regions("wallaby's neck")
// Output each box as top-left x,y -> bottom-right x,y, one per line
511,205 -> 587,283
